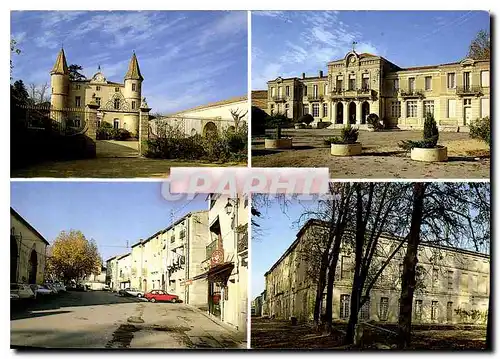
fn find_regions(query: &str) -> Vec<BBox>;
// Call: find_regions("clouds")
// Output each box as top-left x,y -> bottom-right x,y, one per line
11,11 -> 247,114
251,11 -> 379,89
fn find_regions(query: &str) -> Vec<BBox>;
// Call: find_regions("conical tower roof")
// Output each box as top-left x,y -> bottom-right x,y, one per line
50,48 -> 69,75
124,52 -> 144,81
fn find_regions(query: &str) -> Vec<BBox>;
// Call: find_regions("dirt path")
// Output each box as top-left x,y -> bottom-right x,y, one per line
252,129 -> 490,179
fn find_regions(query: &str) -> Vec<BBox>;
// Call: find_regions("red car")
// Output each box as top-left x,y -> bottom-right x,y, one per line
144,290 -> 179,303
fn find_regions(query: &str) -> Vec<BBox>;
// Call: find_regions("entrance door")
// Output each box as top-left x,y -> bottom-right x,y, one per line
349,102 -> 356,124
143,279 -> 147,292
361,102 -> 370,124
28,249 -> 37,284
464,107 -> 472,125
336,103 -> 344,124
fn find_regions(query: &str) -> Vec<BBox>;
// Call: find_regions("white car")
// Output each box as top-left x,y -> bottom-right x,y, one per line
11,283 -> 35,299
33,285 -> 53,296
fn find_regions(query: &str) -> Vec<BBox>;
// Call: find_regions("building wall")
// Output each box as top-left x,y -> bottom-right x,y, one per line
10,212 -> 48,285
207,195 -> 248,333
267,52 -> 490,130
264,223 -> 490,325
186,212 -> 211,308
116,254 -> 131,289
151,98 -> 248,137
130,243 -> 144,290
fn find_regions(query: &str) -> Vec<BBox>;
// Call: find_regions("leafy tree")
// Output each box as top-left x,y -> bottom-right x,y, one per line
251,106 -> 268,136
298,114 -> 314,126
11,39 -> 21,80
469,116 -> 490,146
45,230 -> 102,283
467,30 -> 490,60
69,64 -> 86,81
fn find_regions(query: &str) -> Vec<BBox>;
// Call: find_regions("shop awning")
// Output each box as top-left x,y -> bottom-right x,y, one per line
190,262 -> 234,283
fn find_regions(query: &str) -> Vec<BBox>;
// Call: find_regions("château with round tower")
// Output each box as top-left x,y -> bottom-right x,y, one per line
49,48 -> 144,136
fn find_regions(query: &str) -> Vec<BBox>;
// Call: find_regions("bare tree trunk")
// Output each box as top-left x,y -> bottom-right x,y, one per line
313,257 -> 328,329
324,249 -> 340,334
397,183 -> 426,349
486,293 -> 492,350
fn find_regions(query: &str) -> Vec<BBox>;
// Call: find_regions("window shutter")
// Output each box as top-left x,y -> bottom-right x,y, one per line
481,98 -> 490,118
481,71 -> 490,87
448,99 -> 456,118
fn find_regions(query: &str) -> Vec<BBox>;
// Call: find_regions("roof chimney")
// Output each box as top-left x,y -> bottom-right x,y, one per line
319,70 -> 323,78
302,72 -> 306,79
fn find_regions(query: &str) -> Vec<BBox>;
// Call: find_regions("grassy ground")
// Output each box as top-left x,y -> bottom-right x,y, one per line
251,317 -> 487,350
252,129 -> 490,179
11,140 -> 246,178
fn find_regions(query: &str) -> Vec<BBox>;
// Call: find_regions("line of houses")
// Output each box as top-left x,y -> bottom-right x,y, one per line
105,194 -> 249,333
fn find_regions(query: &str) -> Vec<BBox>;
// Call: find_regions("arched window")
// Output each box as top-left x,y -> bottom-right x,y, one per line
113,119 -> 120,129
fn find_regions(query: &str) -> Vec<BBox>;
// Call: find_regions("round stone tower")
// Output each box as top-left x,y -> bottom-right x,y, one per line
50,48 -> 69,110
123,52 -> 143,135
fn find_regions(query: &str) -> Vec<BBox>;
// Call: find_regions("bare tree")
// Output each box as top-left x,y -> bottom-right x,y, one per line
28,83 -> 37,103
38,82 -> 49,103
397,182 -> 490,349
230,108 -> 248,131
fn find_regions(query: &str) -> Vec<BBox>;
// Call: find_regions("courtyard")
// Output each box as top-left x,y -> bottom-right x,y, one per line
11,140 -> 245,178
251,129 -> 490,179
251,317 -> 487,350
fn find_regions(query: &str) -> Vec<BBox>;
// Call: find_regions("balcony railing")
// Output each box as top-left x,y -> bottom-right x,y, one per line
206,239 -> 218,260
330,88 -> 375,99
400,89 -> 425,99
271,95 -> 286,102
305,94 -> 323,102
456,85 -> 483,96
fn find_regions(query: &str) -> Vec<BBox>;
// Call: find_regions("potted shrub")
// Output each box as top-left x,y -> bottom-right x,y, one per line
264,123 -> 293,149
399,113 -> 448,162
298,114 -> 314,129
366,113 -> 382,132
325,124 -> 362,156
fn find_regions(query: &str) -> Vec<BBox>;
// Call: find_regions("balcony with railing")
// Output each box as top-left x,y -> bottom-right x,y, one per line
400,89 -> 425,99
305,94 -> 323,102
206,239 -> 218,260
330,87 -> 375,99
271,95 -> 286,102
456,85 -> 483,96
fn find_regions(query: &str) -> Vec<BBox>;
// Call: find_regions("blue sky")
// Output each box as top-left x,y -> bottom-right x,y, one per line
251,197 -> 317,298
10,182 -> 208,262
10,11 -> 248,113
252,10 -> 490,89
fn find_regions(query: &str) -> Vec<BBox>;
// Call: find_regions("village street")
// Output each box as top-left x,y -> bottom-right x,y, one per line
11,290 -> 245,349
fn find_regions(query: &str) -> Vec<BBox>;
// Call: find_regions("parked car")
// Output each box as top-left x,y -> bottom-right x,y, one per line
31,284 -> 53,296
44,283 -> 58,294
118,288 -> 144,298
11,283 -> 36,300
144,290 -> 179,303
53,282 -> 66,292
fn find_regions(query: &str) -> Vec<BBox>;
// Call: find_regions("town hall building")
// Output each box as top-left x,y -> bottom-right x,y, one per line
266,50 -> 490,131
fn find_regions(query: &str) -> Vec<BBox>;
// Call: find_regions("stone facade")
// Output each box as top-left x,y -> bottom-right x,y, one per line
267,51 -> 490,131
264,220 -> 490,325
116,253 -> 131,289
192,195 -> 248,334
50,48 -> 144,136
150,96 -> 248,137
10,208 -> 49,285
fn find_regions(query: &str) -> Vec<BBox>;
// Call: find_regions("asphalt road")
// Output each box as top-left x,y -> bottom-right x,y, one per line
11,290 -> 245,349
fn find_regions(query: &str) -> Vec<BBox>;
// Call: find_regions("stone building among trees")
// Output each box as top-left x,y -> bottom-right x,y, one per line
264,219 -> 490,325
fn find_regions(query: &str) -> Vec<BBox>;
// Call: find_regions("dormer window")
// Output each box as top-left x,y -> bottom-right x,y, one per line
115,87 -> 120,92
114,98 -> 120,110
96,86 -> 101,91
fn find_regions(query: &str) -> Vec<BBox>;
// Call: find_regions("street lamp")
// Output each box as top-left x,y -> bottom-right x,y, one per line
224,199 -> 233,216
